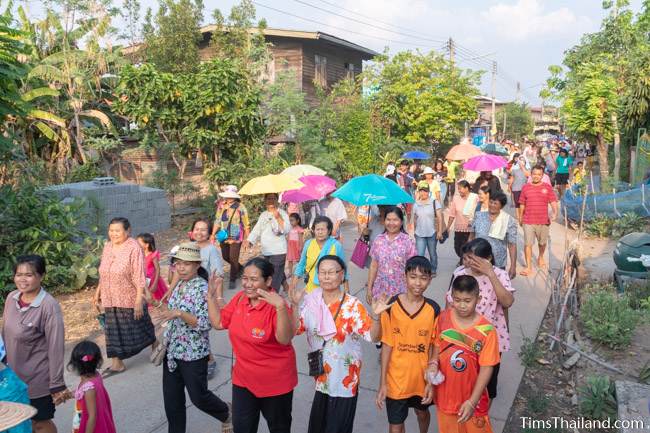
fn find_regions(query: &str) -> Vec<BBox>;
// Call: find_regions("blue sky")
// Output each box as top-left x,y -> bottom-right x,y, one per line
24,0 -> 644,104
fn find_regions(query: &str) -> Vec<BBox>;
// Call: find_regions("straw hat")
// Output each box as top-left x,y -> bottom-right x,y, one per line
171,242 -> 202,262
0,401 -> 37,431
422,167 -> 435,175
219,185 -> 241,199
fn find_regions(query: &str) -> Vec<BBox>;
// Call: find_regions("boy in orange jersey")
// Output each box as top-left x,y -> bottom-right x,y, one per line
376,256 -> 441,433
428,275 -> 500,433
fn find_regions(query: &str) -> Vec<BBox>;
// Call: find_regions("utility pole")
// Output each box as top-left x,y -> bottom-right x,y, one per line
448,37 -> 455,65
502,109 -> 507,140
516,81 -> 521,103
490,61 -> 497,142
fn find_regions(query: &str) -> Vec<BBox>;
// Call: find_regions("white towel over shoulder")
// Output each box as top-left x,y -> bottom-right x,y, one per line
489,211 -> 510,241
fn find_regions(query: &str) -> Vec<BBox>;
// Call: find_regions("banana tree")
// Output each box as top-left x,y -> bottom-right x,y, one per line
17,4 -> 121,164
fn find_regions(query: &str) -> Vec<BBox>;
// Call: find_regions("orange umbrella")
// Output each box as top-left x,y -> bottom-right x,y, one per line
446,143 -> 483,161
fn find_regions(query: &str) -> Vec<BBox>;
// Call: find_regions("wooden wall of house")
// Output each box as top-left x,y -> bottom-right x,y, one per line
302,40 -> 363,106
267,37 -> 303,90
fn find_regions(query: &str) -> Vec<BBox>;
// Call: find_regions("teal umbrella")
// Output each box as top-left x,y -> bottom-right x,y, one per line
332,174 -> 414,206
480,143 -> 509,156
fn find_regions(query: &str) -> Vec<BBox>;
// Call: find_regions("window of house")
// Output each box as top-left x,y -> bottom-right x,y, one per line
345,62 -> 355,80
315,54 -> 327,87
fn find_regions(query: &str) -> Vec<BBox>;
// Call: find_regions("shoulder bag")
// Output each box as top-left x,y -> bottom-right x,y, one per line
307,293 -> 345,376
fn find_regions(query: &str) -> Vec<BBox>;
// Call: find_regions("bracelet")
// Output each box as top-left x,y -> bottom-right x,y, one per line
216,297 -> 224,300
369,314 -> 379,321
427,359 -> 438,366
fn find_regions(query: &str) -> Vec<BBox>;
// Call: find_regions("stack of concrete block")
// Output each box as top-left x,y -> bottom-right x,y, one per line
45,178 -> 171,235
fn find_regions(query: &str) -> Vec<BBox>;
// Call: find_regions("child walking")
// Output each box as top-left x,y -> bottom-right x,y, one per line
429,275 -> 500,433
137,233 -> 168,304
286,213 -> 304,277
69,341 -> 117,433
376,256 -> 441,433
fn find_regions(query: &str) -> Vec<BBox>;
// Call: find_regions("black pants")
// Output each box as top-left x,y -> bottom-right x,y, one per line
232,384 -> 293,433
221,242 -> 242,281
265,254 -> 287,291
454,231 -> 471,258
308,391 -> 358,433
163,356 -> 229,433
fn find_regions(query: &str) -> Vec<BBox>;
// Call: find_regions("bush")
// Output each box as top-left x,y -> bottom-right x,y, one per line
585,212 -> 648,238
585,214 -> 615,238
579,375 -> 617,420
518,335 -> 543,367
580,290 -> 639,348
66,159 -> 104,183
0,183 -> 101,307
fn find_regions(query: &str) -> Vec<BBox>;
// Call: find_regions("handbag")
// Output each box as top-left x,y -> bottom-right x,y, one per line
350,238 -> 370,269
217,206 -> 238,243
307,294 -> 345,377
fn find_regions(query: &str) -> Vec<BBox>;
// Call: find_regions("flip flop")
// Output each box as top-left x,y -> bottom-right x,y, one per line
519,269 -> 532,277
101,368 -> 125,379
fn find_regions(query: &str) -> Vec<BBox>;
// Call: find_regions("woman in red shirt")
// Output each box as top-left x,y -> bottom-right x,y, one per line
207,257 -> 297,433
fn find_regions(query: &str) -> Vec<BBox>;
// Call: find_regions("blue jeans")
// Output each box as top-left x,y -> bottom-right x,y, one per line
439,182 -> 448,204
415,235 -> 438,272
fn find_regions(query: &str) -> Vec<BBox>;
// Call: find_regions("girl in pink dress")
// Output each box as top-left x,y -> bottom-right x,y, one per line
69,341 -> 117,433
286,213 -> 305,276
137,233 -> 168,303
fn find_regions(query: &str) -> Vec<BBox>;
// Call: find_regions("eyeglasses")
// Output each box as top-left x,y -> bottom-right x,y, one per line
318,269 -> 343,277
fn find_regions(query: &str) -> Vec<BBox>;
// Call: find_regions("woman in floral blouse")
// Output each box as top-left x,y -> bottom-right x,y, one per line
366,206 -> 417,304
289,255 -> 388,433
160,242 -> 232,433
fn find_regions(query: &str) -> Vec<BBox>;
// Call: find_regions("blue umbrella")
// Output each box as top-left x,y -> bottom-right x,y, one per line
402,150 -> 430,160
332,174 -> 414,206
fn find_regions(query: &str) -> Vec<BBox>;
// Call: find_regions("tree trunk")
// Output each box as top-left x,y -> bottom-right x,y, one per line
73,111 -> 88,164
596,133 -> 609,191
612,113 -> 620,182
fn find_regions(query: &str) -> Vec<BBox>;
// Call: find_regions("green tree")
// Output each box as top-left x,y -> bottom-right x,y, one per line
0,8 -> 28,167
120,0 -> 141,45
364,50 -> 481,154
210,0 -> 270,77
496,102 -> 534,142
143,0 -> 203,74
552,0 -> 650,182
546,60 -> 618,185
115,59 -> 264,177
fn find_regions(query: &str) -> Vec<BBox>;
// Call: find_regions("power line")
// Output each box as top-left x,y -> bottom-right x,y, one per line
317,0 -> 448,41
251,1 -> 443,50
290,0 -> 446,45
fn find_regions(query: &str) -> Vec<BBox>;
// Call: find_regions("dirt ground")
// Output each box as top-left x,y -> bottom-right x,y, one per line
504,275 -> 650,433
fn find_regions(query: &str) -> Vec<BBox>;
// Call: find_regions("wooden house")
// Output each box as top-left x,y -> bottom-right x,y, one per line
197,26 -> 378,106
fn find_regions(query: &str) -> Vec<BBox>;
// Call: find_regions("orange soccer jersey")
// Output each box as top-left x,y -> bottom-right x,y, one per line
434,309 -> 500,417
380,296 -> 440,400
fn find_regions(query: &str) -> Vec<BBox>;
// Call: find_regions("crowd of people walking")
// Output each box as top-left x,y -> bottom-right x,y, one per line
1,137 -> 585,433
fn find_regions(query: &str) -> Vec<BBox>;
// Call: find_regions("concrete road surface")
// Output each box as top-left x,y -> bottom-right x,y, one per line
53,211 -> 566,432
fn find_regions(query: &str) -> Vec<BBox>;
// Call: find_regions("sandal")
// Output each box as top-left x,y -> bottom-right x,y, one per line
222,402 -> 233,433
101,367 -> 125,379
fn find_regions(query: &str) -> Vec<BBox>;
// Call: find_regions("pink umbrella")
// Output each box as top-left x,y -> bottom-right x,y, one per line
280,175 -> 336,203
463,154 -> 508,171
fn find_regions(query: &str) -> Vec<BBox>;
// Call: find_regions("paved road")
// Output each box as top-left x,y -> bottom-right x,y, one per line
53,210 -> 566,433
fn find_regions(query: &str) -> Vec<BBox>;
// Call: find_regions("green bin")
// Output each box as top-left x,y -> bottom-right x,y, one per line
613,232 -> 650,290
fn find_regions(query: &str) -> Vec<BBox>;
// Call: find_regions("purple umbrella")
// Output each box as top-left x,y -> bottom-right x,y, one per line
463,154 -> 508,171
280,175 -> 336,203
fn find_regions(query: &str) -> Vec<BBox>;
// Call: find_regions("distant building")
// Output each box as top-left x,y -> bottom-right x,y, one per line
530,105 -> 561,139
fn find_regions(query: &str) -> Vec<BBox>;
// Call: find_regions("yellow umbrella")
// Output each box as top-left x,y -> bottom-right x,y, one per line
282,164 -> 326,177
239,174 -> 305,195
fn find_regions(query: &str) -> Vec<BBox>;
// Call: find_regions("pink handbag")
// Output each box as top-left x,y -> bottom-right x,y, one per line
350,238 -> 370,269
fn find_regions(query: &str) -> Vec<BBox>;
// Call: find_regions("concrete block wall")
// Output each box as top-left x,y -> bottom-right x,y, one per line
44,181 -> 171,235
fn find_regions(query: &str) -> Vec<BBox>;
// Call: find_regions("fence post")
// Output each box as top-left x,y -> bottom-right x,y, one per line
612,188 -> 621,217
590,171 -> 597,214
642,183 -> 650,216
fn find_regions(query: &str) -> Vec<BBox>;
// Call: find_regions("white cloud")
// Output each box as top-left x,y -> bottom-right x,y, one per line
481,0 -> 592,41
